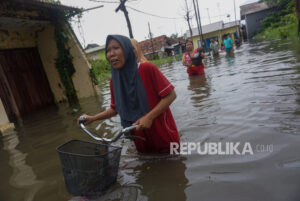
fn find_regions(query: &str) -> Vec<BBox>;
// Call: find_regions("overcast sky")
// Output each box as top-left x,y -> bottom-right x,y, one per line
60,0 -> 258,47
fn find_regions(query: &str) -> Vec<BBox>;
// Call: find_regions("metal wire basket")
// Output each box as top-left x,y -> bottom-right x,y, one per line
57,139 -> 121,197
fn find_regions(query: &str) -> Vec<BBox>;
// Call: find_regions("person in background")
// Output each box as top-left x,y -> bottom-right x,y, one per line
79,35 -> 180,154
209,38 -> 219,56
220,43 -> 225,51
182,40 -> 205,76
130,38 -> 148,63
223,34 -> 234,56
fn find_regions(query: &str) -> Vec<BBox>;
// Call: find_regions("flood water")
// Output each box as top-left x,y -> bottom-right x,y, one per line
1,39 -> 300,201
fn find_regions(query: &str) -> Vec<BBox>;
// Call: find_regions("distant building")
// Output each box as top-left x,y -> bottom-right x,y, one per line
185,20 -> 241,51
85,43 -> 100,50
85,44 -> 106,61
139,35 -> 185,59
240,2 -> 274,38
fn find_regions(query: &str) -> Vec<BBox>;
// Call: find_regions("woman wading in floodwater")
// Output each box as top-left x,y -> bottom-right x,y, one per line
78,35 -> 180,154
182,40 -> 205,76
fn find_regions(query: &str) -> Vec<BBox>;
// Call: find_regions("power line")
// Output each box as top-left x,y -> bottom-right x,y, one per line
88,0 -> 119,4
126,5 -> 181,20
88,0 -> 138,4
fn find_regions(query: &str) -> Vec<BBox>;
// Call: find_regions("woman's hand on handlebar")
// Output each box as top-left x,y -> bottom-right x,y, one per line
133,114 -> 153,131
77,114 -> 94,125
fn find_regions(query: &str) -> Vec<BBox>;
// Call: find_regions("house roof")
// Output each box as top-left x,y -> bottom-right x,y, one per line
85,45 -> 106,54
0,0 -> 81,30
0,0 -> 81,19
240,2 -> 270,18
14,0 -> 80,13
186,20 -> 240,38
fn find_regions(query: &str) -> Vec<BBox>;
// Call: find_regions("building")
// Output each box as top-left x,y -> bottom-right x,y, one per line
240,2 -> 274,39
139,35 -> 185,59
185,20 -> 241,51
0,0 -> 96,128
85,44 -> 106,61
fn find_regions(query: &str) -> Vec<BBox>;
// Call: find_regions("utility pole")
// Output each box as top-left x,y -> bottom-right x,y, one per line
148,22 -> 155,55
217,2 -> 221,21
206,8 -> 211,24
195,0 -> 207,50
192,0 -> 202,47
115,0 -> 134,38
233,0 -> 239,39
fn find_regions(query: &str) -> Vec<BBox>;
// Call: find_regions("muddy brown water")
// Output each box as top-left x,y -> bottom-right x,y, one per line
1,39 -> 300,201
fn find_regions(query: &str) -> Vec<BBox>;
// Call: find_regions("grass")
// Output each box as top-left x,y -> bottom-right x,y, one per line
90,55 -> 183,84
149,55 -> 182,67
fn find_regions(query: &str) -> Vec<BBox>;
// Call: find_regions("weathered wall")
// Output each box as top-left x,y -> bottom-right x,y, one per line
0,23 -> 96,104
65,25 -> 96,99
0,29 -> 36,49
37,23 -> 96,102
37,24 -> 67,103
0,98 -> 9,125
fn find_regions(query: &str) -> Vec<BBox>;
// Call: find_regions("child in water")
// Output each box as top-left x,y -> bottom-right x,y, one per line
79,35 -> 180,154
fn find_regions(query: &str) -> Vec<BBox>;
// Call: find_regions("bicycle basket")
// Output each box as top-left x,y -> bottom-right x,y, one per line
56,140 -> 121,197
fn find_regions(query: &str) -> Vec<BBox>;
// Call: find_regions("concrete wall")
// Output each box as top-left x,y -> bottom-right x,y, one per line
37,24 -> 67,102
0,29 -> 36,49
37,23 -> 96,101
0,23 -> 96,108
65,25 -> 96,99
245,9 -> 273,38
0,98 -> 9,125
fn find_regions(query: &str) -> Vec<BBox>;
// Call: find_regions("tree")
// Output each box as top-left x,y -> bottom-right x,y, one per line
182,0 -> 193,37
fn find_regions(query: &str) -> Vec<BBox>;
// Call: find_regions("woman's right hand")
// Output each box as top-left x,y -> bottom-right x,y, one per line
77,114 -> 94,125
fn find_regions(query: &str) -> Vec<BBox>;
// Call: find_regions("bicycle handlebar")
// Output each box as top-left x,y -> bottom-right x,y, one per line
79,116 -> 139,144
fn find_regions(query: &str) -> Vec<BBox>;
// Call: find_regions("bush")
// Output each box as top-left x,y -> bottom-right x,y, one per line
89,60 -> 111,85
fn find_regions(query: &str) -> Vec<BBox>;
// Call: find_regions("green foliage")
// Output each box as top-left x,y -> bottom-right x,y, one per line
254,0 -> 298,40
89,60 -> 111,84
54,23 -> 78,105
254,13 -> 298,39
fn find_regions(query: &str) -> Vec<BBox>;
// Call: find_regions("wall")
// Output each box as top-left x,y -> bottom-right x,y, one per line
86,49 -> 106,61
65,25 -> 96,99
0,98 -> 9,125
37,23 -> 96,101
245,9 -> 273,38
86,51 -> 100,61
189,26 -> 238,49
37,24 -> 67,102
0,29 -> 36,49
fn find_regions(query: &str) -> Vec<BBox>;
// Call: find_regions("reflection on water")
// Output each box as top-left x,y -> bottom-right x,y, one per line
1,39 -> 300,201
2,129 -> 44,201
